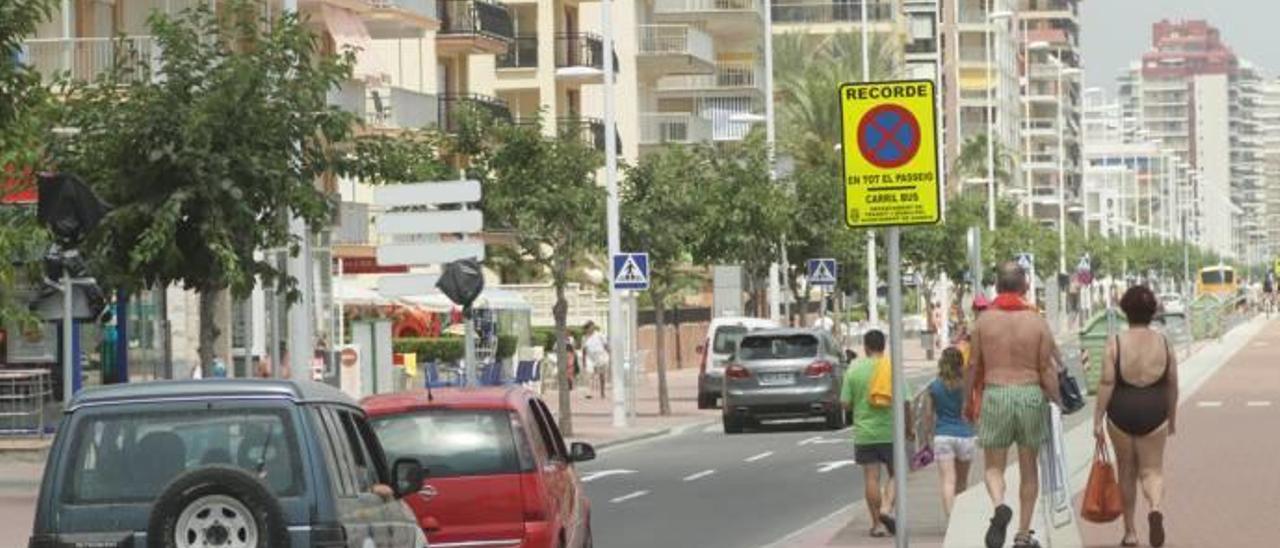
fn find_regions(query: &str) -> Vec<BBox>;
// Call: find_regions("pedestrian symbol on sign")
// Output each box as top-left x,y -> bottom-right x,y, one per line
612,253 -> 650,290
806,259 -> 838,287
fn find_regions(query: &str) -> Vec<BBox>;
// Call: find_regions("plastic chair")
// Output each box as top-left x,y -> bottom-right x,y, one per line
425,361 -> 461,388
513,360 -> 536,384
479,362 -> 504,386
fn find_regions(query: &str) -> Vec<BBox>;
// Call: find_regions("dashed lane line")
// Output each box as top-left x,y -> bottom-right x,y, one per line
682,470 -> 716,482
1197,401 -> 1223,407
1247,401 -> 1272,407
744,451 -> 774,463
609,490 -> 650,504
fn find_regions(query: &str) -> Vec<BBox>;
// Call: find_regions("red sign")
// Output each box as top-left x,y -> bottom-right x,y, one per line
337,256 -> 408,274
340,347 -> 359,368
856,104 -> 922,169
2,165 -> 37,205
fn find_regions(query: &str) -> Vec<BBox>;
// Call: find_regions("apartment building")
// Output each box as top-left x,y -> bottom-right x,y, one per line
1262,79 -> 1280,261
1016,0 -> 1080,229
1117,19 -> 1264,259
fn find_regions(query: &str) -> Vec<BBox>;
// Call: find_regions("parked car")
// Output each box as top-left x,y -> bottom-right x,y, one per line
1159,293 -> 1186,315
29,379 -> 428,548
697,316 -> 780,409
721,328 -> 848,434
364,386 -> 595,548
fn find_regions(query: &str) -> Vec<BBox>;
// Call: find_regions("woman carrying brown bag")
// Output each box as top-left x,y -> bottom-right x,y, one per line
1093,285 -> 1179,547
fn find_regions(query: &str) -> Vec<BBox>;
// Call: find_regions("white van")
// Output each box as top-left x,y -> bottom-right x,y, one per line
697,316 -> 779,409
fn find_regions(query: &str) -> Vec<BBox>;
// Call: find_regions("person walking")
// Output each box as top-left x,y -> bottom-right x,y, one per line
967,262 -> 1062,548
840,330 -> 909,537
921,347 -> 975,518
1093,285 -> 1178,547
582,321 -> 609,400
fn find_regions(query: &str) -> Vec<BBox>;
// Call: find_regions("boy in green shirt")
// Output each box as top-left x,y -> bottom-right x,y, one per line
840,329 -> 910,537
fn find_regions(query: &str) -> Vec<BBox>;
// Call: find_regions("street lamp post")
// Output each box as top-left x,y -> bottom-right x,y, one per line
984,5 -> 1013,231
601,0 -> 627,428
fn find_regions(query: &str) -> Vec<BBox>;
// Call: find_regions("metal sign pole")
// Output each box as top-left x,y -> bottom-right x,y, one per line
62,271 -> 74,406
887,227 -> 909,548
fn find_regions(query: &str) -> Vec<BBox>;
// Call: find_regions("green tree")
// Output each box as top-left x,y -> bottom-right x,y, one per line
952,134 -> 1015,189
464,114 -> 604,436
621,144 -> 708,415
58,2 -> 358,371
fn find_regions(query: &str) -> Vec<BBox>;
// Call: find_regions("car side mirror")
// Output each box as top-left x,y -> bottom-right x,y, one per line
421,516 -> 441,534
568,442 -> 596,463
392,458 -> 426,498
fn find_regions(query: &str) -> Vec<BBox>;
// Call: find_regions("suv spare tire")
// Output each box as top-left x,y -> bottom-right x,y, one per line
146,466 -> 289,548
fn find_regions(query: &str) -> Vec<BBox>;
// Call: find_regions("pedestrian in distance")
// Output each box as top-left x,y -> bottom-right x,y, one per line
840,329 -> 912,538
1093,285 -> 1178,547
921,346 -> 975,518
966,262 -> 1062,548
582,321 -> 609,400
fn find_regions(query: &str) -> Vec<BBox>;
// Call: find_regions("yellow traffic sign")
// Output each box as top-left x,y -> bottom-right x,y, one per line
1273,258 -> 1280,276
839,80 -> 941,228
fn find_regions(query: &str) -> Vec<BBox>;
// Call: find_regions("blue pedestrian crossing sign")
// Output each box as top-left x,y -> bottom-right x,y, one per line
806,258 -> 838,287
612,253 -> 650,290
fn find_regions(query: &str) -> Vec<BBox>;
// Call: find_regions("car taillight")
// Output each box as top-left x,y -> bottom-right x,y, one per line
725,364 -> 751,379
805,361 -> 834,378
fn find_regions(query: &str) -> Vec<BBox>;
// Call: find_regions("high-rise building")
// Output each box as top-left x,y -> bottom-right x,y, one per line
1017,0 -> 1082,229
1262,79 -> 1280,261
1117,19 -> 1264,260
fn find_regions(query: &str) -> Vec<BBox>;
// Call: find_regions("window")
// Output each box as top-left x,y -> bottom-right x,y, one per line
309,407 -> 356,497
737,334 -> 820,360
63,406 -> 304,504
526,399 -> 562,461
372,410 -> 529,478
531,400 -> 568,459
711,325 -> 748,354
352,413 -> 390,484
336,409 -> 378,491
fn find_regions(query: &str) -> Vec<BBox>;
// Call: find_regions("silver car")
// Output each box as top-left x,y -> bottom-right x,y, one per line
721,328 -> 847,434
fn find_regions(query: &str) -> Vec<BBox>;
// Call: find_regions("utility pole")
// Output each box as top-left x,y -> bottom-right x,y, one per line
602,0 -> 627,428
862,0 -> 878,326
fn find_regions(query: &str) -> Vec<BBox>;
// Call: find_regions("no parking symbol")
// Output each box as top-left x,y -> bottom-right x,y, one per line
839,80 -> 940,228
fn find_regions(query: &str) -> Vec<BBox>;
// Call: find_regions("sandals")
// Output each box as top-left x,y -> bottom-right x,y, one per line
869,527 -> 889,538
1012,531 -> 1041,548
1149,511 -> 1165,547
879,513 -> 897,536
1120,536 -> 1138,547
985,504 -> 1013,548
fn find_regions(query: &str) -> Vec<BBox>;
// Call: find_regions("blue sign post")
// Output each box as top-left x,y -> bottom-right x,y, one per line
806,258 -> 838,287
612,253 -> 650,291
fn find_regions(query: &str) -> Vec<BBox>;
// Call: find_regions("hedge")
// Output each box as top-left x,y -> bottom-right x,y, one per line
394,335 -> 519,362
531,326 -> 585,352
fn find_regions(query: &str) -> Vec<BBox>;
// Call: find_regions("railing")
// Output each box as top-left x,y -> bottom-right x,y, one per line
497,35 -> 538,68
21,36 -> 158,84
0,370 -> 52,436
555,33 -> 611,70
770,1 -> 894,24
368,0 -> 438,20
654,0 -> 759,14
439,93 -> 511,133
657,60 -> 760,91
438,0 -> 514,40
638,25 -> 714,62
558,117 -> 619,152
328,79 -> 369,119
640,113 -> 712,144
1023,119 -> 1058,132
905,39 -> 937,54
367,87 -> 439,129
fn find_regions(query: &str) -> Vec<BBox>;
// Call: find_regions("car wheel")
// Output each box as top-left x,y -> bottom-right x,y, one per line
146,466 -> 288,548
697,393 -> 716,410
722,415 -> 744,434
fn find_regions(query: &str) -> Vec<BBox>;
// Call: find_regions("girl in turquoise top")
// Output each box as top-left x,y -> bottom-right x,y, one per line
921,347 -> 976,517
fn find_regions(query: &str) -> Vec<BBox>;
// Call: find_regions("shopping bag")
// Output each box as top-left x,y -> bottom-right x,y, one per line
1081,437 -> 1124,523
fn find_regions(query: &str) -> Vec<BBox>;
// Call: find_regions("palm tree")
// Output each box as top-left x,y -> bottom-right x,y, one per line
952,134 -> 1015,192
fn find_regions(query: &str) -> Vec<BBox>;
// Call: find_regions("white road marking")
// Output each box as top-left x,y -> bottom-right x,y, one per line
682,469 -> 716,482
798,436 -> 846,446
1247,401 -> 1272,407
609,490 -> 650,504
744,451 -> 774,463
1252,342 -> 1269,347
1197,401 -> 1223,407
816,460 -> 859,473
580,469 -> 637,483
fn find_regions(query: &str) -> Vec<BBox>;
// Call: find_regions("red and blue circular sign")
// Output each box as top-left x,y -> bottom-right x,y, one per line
856,104 -> 921,169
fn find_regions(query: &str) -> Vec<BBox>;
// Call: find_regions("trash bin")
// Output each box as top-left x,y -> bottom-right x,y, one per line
1077,309 -> 1124,394
1188,295 -> 1223,340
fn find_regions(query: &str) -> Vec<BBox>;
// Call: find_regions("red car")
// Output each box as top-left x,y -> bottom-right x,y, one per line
363,387 -> 596,548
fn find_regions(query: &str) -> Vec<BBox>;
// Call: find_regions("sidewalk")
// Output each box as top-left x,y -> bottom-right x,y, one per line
543,366 -> 720,448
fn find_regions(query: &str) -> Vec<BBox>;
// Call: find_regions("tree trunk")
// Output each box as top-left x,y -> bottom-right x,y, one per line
652,291 -> 672,416
672,301 -> 682,370
798,284 -> 811,328
197,288 -> 220,377
552,269 -> 573,437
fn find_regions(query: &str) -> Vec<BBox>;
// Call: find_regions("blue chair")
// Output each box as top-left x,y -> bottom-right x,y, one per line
513,360 -> 536,384
425,361 -> 461,388
479,362 -> 504,386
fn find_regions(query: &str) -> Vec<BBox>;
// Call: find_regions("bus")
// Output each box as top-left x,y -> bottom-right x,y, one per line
1196,265 -> 1237,298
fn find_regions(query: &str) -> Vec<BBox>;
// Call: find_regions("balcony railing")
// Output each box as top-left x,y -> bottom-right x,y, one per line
555,33 -> 613,71
367,0 -> 438,20
640,113 -> 712,145
367,87 -> 439,129
770,1 -> 894,24
905,39 -> 937,54
439,93 -> 511,133
657,60 -> 760,91
497,35 -> 538,68
559,117 -> 621,153
654,0 -> 759,14
329,80 -> 369,119
638,25 -> 714,61
438,0 -> 514,40
21,36 -> 158,84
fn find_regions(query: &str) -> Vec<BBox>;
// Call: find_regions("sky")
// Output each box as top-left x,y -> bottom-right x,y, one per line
1080,0 -> 1279,94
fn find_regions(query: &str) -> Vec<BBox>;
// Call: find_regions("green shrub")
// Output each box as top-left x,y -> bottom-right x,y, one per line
496,335 -> 518,359
393,337 -> 465,363
531,326 -> 584,351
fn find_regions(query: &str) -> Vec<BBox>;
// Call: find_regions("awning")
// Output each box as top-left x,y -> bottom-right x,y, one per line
395,289 -> 532,312
322,5 -> 385,79
336,279 -> 392,306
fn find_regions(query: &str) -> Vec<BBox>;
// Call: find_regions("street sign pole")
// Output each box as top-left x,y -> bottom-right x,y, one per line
602,0 -> 626,429
887,227 -> 908,548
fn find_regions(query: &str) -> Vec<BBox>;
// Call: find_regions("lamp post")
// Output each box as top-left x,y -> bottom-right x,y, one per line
984,5 -> 1013,231
1047,53 -> 1079,278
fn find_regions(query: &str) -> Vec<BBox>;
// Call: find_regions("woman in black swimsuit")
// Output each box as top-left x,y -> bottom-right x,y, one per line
1094,286 -> 1179,548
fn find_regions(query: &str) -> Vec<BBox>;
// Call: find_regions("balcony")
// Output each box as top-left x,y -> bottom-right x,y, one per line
905,38 -> 937,55
654,0 -> 761,38
366,87 -> 439,130
329,79 -> 369,119
21,36 -> 158,85
639,113 -> 713,146
439,93 -> 511,133
364,0 -> 440,37
771,1 -> 894,24
637,25 -> 715,77
437,0 -> 514,56
656,60 -> 761,95
497,35 -> 538,69
555,33 -> 613,84
559,117 -> 621,153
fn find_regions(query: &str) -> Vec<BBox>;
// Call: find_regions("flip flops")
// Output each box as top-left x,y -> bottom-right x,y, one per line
879,514 -> 897,536
986,504 -> 1013,548
1149,511 -> 1165,547
869,527 -> 889,538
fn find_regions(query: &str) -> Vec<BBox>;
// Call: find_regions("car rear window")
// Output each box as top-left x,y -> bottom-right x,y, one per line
62,407 -> 303,504
712,325 -> 749,354
738,334 -> 820,360
371,410 -> 528,478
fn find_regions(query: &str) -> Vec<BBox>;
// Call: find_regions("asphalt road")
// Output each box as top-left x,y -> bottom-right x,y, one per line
580,370 -> 936,548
